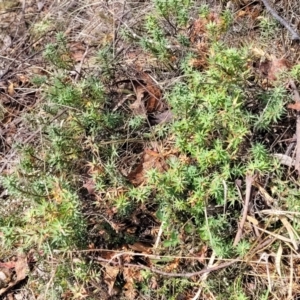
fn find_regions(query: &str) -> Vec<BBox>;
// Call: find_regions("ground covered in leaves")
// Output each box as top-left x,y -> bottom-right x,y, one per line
1,0 -> 300,299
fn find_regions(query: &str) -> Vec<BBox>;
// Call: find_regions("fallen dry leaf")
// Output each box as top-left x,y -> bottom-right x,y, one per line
0,254 -> 28,296
129,72 -> 164,116
259,58 -> 290,82
15,254 -> 28,282
104,265 -> 120,296
130,85 -> 146,116
237,10 -> 247,18
193,245 -> 208,263
16,74 -> 29,85
82,178 -> 97,195
268,58 -> 290,81
128,242 -> 152,253
86,161 -> 103,176
7,82 -> 14,96
164,258 -> 180,272
140,72 -> 163,113
236,5 -> 261,20
127,149 -> 168,186
253,181 -> 275,206
123,267 -> 143,300
69,42 -> 86,62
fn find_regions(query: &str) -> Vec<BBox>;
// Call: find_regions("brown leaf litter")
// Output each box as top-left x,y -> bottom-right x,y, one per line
127,149 -> 169,186
130,71 -> 164,116
258,58 -> 291,82
0,254 -> 29,295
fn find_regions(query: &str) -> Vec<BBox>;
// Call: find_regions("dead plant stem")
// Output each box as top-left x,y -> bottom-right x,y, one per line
233,174 -> 254,246
261,0 -> 300,41
92,256 -> 239,278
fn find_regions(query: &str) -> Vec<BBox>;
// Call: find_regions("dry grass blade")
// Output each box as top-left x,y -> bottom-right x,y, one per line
275,243 -> 283,277
289,253 -> 293,299
252,225 -> 297,250
279,216 -> 299,250
253,180 -> 275,206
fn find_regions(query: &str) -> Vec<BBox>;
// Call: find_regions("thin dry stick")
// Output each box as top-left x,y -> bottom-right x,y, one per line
233,174 -> 254,246
75,46 -> 89,82
191,251 -> 216,300
93,256 -> 239,278
260,0 -> 300,41
222,179 -> 228,214
289,80 -> 300,174
288,252 -> 293,299
154,221 -> 165,249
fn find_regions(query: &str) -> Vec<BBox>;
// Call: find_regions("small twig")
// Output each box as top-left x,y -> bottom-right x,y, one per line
258,252 -> 272,291
260,0 -> 300,41
92,256 -> 239,278
289,80 -> 300,174
75,46 -> 89,82
191,251 -> 216,300
222,180 -> 228,215
154,221 -> 164,249
288,252 -> 293,299
233,174 -> 255,246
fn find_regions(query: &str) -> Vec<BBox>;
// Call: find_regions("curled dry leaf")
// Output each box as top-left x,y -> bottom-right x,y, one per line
193,245 -> 208,263
98,251 -> 121,295
268,58 -> 290,81
104,265 -> 120,296
82,178 -> 96,195
0,254 -> 29,296
259,58 -> 290,82
140,72 -> 163,113
130,72 -> 164,116
127,149 -> 168,186
15,254 -> 28,282
130,85 -> 146,116
123,267 -> 143,300
69,42 -> 86,62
